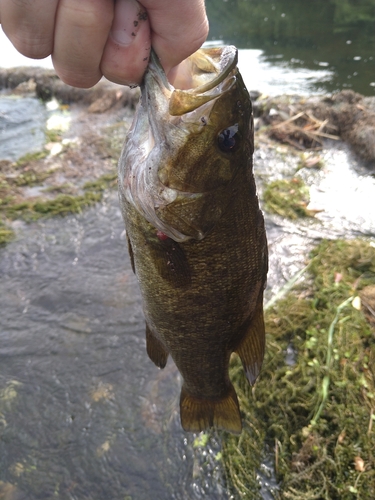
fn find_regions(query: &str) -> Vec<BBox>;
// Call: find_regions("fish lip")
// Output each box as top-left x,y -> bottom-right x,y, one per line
185,45 -> 238,95
145,46 -> 239,117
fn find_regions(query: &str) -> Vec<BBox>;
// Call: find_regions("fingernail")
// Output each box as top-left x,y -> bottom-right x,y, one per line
110,0 -> 148,46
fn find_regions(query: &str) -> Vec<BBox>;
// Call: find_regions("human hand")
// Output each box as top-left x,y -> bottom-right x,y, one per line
0,0 -> 208,88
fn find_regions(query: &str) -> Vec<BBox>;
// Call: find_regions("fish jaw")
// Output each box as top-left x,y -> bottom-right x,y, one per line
118,46 -> 248,242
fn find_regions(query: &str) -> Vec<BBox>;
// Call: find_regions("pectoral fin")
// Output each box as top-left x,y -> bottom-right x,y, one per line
236,296 -> 266,385
146,324 -> 169,369
180,384 -> 242,434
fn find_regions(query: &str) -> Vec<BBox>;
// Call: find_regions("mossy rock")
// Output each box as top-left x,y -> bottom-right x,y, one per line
263,178 -> 313,220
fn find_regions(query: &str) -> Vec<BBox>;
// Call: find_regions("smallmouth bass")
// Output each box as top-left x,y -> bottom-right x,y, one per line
118,46 -> 268,434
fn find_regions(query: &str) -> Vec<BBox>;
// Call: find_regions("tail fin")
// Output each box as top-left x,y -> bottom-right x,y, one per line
180,384 -> 242,434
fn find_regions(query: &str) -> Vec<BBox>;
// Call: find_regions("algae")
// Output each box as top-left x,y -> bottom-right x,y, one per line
12,169 -> 54,187
0,221 -> 14,245
2,174 -> 117,222
263,178 -> 313,220
0,171 -> 117,239
224,239 -> 375,499
14,150 -> 49,167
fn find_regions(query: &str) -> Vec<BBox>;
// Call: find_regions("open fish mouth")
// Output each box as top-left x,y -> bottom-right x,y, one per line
146,45 -> 239,116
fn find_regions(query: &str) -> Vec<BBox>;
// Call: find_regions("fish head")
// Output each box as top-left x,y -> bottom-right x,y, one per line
119,46 -> 254,241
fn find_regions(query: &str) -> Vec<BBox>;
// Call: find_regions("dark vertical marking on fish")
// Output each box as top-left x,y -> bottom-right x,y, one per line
146,324 -> 169,368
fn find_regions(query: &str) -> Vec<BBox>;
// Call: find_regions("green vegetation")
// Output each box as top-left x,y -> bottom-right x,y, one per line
2,172 -> 117,223
14,150 -> 48,167
12,169 -> 54,187
224,239 -> 375,499
45,129 -> 62,143
0,118 -> 123,245
0,221 -> 15,245
263,178 -> 313,219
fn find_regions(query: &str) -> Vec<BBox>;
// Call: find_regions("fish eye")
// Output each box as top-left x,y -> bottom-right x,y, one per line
217,124 -> 240,153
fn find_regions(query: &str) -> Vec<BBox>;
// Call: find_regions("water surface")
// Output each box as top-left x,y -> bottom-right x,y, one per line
206,0 -> 375,95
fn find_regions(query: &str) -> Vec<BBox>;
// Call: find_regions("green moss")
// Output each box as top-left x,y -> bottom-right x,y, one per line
5,192 -> 102,221
0,123 -> 121,247
263,178 -> 313,219
45,129 -> 62,143
0,221 -> 15,245
14,150 -> 48,167
0,171 -> 117,237
12,169 -> 54,187
42,183 -> 76,195
224,239 -> 375,499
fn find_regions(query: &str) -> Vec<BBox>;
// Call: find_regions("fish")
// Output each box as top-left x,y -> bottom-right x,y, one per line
118,46 -> 268,434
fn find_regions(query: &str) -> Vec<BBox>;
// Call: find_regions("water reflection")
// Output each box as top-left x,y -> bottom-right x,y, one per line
206,0 -> 375,95
237,49 -> 334,95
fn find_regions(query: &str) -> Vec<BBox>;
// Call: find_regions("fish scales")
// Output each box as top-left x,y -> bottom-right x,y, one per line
118,46 -> 268,434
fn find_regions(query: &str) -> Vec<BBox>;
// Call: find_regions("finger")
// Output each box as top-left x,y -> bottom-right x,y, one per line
142,0 -> 208,75
100,0 -> 151,86
0,0 -> 59,59
52,0 -> 114,88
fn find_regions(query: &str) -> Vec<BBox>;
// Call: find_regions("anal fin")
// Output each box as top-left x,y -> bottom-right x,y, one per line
180,384 -> 242,434
146,324 -> 169,369
236,295 -> 266,385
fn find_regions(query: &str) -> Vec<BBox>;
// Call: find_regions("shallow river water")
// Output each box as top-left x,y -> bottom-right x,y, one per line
0,190 -> 229,499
